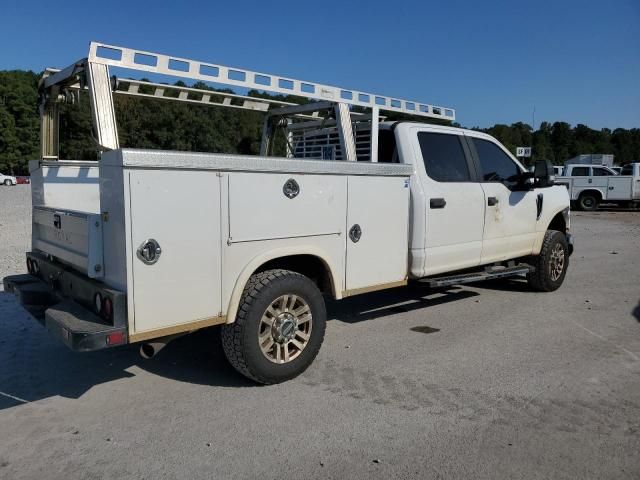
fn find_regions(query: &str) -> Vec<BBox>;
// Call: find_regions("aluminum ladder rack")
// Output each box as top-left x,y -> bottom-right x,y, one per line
39,42 -> 456,163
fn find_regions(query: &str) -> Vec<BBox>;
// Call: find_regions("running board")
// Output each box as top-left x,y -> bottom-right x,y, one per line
420,265 -> 532,288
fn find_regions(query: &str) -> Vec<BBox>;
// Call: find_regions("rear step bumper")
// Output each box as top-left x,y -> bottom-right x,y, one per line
3,273 -> 128,352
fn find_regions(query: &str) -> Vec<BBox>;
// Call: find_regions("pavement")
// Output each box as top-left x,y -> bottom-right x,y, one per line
1,185 -> 639,479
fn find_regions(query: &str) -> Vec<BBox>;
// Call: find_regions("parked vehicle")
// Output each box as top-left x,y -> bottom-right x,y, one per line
556,163 -> 640,210
3,42 -> 573,384
16,176 -> 31,184
564,154 -> 614,168
528,164 -> 563,177
0,172 -> 17,186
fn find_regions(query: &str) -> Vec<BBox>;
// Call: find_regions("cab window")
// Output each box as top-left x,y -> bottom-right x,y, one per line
472,138 -> 521,188
418,132 -> 471,182
593,167 -> 613,176
621,165 -> 633,175
377,129 -> 398,163
571,167 -> 590,176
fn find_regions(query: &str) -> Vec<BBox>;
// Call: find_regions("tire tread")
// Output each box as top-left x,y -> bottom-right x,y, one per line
527,230 -> 568,292
221,269 -> 322,384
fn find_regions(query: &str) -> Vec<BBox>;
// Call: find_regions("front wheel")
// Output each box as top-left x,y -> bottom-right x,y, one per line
527,230 -> 569,292
221,269 -> 326,384
3,180 -> 11,186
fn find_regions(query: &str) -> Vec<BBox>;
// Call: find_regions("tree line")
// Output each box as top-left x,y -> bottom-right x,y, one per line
1,69 -> 639,175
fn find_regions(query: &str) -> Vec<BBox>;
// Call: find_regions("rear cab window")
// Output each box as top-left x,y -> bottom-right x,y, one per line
418,132 -> 471,182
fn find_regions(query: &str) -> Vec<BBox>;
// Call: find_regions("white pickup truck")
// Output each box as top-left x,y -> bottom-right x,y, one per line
557,163 -> 640,210
3,43 -> 573,384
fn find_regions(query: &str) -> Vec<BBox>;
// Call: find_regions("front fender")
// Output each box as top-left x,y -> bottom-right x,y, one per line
533,186 -> 571,255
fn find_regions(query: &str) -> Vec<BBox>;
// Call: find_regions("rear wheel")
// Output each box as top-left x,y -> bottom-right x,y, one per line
221,269 -> 326,384
527,230 -> 569,292
3,179 -> 11,186
578,192 -> 599,211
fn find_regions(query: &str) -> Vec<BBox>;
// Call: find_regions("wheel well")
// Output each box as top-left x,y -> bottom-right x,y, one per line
578,189 -> 602,200
547,212 -> 566,234
256,255 -> 334,295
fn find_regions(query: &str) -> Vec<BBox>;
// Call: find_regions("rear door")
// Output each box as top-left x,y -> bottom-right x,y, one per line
465,135 -> 538,263
592,166 -> 617,199
413,129 -> 485,275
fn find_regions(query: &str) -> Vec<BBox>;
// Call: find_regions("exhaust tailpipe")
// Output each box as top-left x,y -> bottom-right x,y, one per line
139,333 -> 186,359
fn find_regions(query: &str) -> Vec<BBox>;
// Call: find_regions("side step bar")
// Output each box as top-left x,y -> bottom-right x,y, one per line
420,265 -> 532,288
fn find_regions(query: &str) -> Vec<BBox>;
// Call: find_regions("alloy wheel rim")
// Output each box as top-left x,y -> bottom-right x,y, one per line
549,243 -> 565,281
259,294 -> 312,364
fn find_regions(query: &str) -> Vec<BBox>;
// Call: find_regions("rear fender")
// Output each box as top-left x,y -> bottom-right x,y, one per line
224,246 -> 342,324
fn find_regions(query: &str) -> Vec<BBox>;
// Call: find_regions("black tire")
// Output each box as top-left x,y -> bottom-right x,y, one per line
3,180 -> 11,186
578,192 -> 599,211
527,230 -> 569,292
221,269 -> 326,384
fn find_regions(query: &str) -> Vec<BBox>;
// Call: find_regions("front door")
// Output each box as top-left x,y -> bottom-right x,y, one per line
415,130 -> 485,276
465,135 -> 538,263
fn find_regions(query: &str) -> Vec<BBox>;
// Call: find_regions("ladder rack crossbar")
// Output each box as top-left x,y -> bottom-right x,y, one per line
88,42 -> 455,121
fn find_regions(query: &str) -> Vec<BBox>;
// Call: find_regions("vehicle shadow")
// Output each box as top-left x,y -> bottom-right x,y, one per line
633,300 -> 640,323
0,285 -> 478,408
326,283 -> 479,323
469,277 -> 533,293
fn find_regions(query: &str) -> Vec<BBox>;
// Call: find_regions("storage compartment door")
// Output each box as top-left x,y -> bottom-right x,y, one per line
345,176 -> 409,291
607,177 -> 632,200
128,170 -> 222,334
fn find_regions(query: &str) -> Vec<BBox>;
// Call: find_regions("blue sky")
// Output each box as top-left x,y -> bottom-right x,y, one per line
2,0 -> 639,129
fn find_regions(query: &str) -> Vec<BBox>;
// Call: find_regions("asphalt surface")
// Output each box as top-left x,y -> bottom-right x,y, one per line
1,185 -> 639,479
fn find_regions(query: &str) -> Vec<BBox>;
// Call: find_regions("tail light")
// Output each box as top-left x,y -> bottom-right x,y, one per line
102,297 -> 113,321
106,331 -> 125,346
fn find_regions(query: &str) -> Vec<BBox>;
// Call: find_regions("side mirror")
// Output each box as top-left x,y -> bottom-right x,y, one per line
534,160 -> 555,188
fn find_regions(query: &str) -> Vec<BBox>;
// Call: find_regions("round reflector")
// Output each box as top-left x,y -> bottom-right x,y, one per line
94,293 -> 103,314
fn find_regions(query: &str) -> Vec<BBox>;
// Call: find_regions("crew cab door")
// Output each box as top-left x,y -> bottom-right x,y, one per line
465,134 -> 538,263
412,129 -> 485,276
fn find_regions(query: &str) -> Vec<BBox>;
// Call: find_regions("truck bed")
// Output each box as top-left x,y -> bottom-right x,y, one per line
29,149 -> 412,342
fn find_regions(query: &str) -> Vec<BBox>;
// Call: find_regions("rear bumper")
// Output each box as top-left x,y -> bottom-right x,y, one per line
3,258 -> 128,352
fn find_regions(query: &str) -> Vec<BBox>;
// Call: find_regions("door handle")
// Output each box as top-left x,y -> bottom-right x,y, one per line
487,196 -> 498,206
430,198 -> 446,209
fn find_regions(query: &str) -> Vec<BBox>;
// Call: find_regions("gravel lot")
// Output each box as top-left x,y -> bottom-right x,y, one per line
1,185 -> 639,479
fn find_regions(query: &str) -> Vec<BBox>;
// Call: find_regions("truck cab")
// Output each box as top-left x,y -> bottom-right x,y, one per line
378,123 -> 571,277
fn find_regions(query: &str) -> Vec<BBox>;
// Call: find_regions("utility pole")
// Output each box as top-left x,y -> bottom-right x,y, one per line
532,106 -> 536,131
